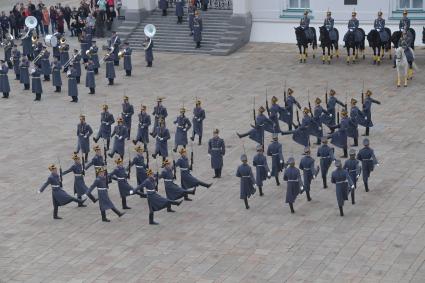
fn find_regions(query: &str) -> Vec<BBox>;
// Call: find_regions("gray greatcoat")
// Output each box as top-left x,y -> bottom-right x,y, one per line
208,137 -> 225,169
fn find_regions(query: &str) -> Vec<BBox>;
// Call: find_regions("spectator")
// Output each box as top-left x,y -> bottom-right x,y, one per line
116,0 -> 122,17
57,10 -> 64,34
42,7 -> 50,35
86,13 -> 95,35
9,11 -> 18,38
33,7 -> 42,36
97,0 -> 107,12
64,5 -> 72,31
105,6 -> 116,31
106,0 -> 114,10
0,11 -> 9,39
94,6 -> 105,38
49,6 -> 57,33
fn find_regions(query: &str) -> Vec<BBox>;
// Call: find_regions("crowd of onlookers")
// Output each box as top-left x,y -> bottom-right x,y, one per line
1,0 -> 122,40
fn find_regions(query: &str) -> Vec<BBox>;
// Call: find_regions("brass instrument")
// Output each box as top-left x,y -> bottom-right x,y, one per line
59,38 -> 69,52
21,16 -> 37,39
63,50 -> 81,71
1,34 -> 14,51
31,34 -> 39,49
118,50 -> 126,59
33,49 -> 46,65
100,48 -> 113,64
143,24 -> 156,50
85,46 -> 96,57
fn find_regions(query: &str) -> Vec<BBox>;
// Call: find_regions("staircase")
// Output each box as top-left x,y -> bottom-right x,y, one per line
127,9 -> 233,54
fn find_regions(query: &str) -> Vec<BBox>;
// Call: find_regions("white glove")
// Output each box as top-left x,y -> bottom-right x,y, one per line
37,189 -> 41,194
280,160 -> 283,164
129,190 -> 134,195
160,137 -> 163,141
84,135 -> 88,139
330,114 -> 333,117
183,128 -> 186,132
319,127 -> 322,130
208,154 -> 211,158
351,185 -> 355,189
197,118 -> 201,122
376,163 -> 380,167
301,186 -> 304,191
82,194 -> 88,200
267,172 -> 271,177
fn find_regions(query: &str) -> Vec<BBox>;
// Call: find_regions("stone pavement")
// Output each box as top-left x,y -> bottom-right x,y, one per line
1,41 -> 425,283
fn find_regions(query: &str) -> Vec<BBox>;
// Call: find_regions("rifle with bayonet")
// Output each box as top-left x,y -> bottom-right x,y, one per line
58,157 -> 63,187
253,97 -> 257,126
284,80 -> 287,106
361,80 -> 365,105
81,154 -> 86,176
189,143 -> 194,171
325,81 -> 328,104
308,90 -> 313,118
265,89 -> 270,116
127,147 -> 131,179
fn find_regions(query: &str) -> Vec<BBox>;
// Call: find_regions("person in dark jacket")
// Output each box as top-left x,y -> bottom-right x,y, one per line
175,0 -> 184,24
357,138 -> 378,192
236,154 -> 256,209
343,149 -> 361,204
283,157 -> 303,213
208,129 -> 225,178
253,144 -> 270,196
331,159 -> 354,216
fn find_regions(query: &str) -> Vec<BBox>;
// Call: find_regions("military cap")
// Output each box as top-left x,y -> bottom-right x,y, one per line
258,106 -> 266,113
240,154 -> 248,162
213,129 -> 219,134
157,97 -> 163,102
135,145 -> 144,152
351,98 -> 357,104
315,97 -> 321,104
352,11 -> 357,16
272,133 -> 279,140
378,11 -> 383,16
403,9 -> 408,15
329,89 -> 336,96
115,157 -> 123,164
117,117 -> 123,123
93,145 -> 101,151
327,10 -> 331,16
304,146 -> 311,154
335,159 -> 342,167
256,145 -> 263,152
366,90 -> 372,96
72,153 -> 80,160
288,88 -> 294,95
79,114 -> 85,119
180,107 -> 186,113
146,168 -> 154,176
179,148 -> 187,154
303,107 -> 310,114
304,10 -> 309,15
159,118 -> 165,124
141,105 -> 147,110
95,167 -> 106,174
363,138 -> 370,146
74,49 -> 78,53
102,104 -> 108,110
349,148 -> 356,156
48,164 -> 57,170
162,159 -> 171,166
287,157 -> 295,165
271,96 -> 278,103
341,109 -> 348,116
123,95 -> 129,100
196,99 -> 201,105
321,136 -> 328,143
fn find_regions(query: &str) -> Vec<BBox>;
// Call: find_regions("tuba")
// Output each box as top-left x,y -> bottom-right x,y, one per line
22,16 -> 37,39
143,24 -> 156,50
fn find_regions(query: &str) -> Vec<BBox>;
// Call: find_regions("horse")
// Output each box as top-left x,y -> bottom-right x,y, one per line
343,28 -> 365,64
423,27 -> 425,44
395,46 -> 416,87
319,26 -> 339,64
391,28 -> 416,49
295,26 -> 317,63
367,28 -> 392,65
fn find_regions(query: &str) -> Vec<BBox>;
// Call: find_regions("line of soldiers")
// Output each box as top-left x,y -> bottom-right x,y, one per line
38,97 -> 227,224
236,86 -> 380,216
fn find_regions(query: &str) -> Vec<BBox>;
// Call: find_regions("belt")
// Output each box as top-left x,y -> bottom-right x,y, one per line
164,179 -> 173,182
256,165 -> 264,167
146,189 -> 156,192
349,169 -> 357,172
180,168 -> 189,171
303,168 -> 311,170
94,166 -> 102,168
101,121 -> 109,124
69,78 -> 76,80
87,70 -> 94,73
211,148 -> 221,150
124,55 -> 130,57
98,187 -> 107,190
336,180 -> 347,184
117,177 -> 125,180
135,165 -> 144,168
320,156 -> 331,159
242,176 -> 251,178
51,185 -> 60,188
287,179 -> 298,182
177,126 -> 184,128
74,174 -> 82,177
272,153 -> 279,156
363,158 -> 374,161
123,113 -> 131,115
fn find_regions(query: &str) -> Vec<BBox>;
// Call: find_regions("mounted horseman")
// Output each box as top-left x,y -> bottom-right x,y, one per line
343,11 -> 365,64
295,10 -> 317,63
367,11 -> 391,65
320,10 -> 339,64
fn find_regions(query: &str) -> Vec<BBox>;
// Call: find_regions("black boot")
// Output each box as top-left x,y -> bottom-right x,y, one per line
167,204 -> 175,213
89,87 -> 95,94
198,136 -> 202,145
88,193 -> 97,203
218,168 -> 222,178
351,190 -> 355,205
112,207 -> 125,217
85,152 -> 89,161
149,212 -> 158,225
244,197 -> 249,209
101,210 -> 110,222
200,181 -> 212,188
322,177 -> 328,188
94,68 -> 98,74
53,205 -> 62,219
122,197 -> 131,209
364,182 -> 369,192
55,86 -> 61,92
184,195 -> 192,201
106,139 -> 110,150
275,175 -> 280,186
339,205 -> 344,216
363,127 -> 369,136
25,84 -> 30,90
259,186 -> 264,196
34,93 -> 41,101
77,196 -> 87,207
108,78 -> 114,85
213,169 -> 218,178
306,191 -> 312,201
342,147 -> 348,158
353,137 -> 358,147
289,203 -> 295,213
76,77 -> 80,84
190,135 -> 194,141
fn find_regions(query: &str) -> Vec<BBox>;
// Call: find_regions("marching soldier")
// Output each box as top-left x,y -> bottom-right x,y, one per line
108,157 -> 143,209
343,149 -> 361,204
237,106 -> 274,146
152,118 -> 170,161
67,63 -> 78,103
109,31 -> 121,66
51,57 -> 62,92
343,11 -> 360,44
159,0 -> 168,16
317,137 -> 335,188
285,88 -> 301,130
236,154 -> 256,210
11,45 -> 20,80
31,66 -> 43,101
19,56 -> 30,90
349,98 -> 364,146
62,154 -> 98,206
299,10 -> 313,41
281,107 -> 311,148
93,104 -> 115,150
133,105 -> 151,151
4,40 -> 12,69
374,11 -> 389,44
362,90 -> 381,136
85,145 -> 105,176
85,59 -> 96,94
267,133 -> 284,186
152,97 -> 168,130
91,41 -> 100,74
193,10 -> 203,48
21,28 -> 33,60
208,129 -> 225,178
191,99 -> 205,145
122,42 -> 132,76
357,138 -> 378,192
176,148 -> 212,189
176,0 -> 184,24
38,164 -> 86,219
326,89 -> 346,131
140,169 -> 183,225
59,42 -> 70,68
159,159 -> 195,202
88,167 -> 125,222
52,37 -> 60,61
105,49 -> 116,85
329,109 -> 349,158
75,115 -> 93,160
269,96 -> 290,133
0,60 -> 10,98
253,145 -> 270,196
299,147 -> 319,202
40,46 -> 51,81
313,97 -> 328,144
283,157 -> 303,214
128,145 -> 148,186
122,96 -> 134,139
71,49 -> 82,84
324,10 -> 337,43
188,3 -> 196,36
173,107 -> 192,152
108,117 -> 128,159
331,159 -> 354,216
144,36 -> 154,67
80,30 -> 90,63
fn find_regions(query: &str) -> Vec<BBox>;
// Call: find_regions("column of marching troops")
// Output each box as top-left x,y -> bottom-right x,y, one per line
0,27 -> 155,100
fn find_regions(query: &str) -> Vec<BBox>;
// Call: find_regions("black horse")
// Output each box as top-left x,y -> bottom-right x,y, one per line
295,26 -> 317,63
367,28 -> 392,65
391,28 -> 416,49
423,27 -> 425,43
319,26 -> 339,64
343,28 -> 365,64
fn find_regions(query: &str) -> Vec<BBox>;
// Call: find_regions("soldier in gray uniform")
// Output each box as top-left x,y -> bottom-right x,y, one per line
299,10 -> 313,41
128,145 -> 148,186
374,11 -> 389,43
104,49 -> 115,85
90,41 -> 100,74
362,90 -> 381,136
267,133 -> 284,186
283,157 -> 303,214
38,164 -> 86,219
80,30 -> 90,63
31,66 -> 43,101
176,0 -> 185,24
71,49 -> 82,84
159,159 -> 195,202
208,129 -> 225,178
159,0 -> 168,16
144,36 -> 154,67
299,147 -> 319,202
4,39 -> 13,68
0,60 -> 10,98
122,42 -> 132,76
236,154 -> 256,209
343,149 -> 361,204
193,11 -> 203,48
331,159 -> 354,216
253,144 -> 270,196
191,99 -> 206,145
173,107 -> 192,152
20,56 -> 30,90
21,28 -> 34,60
399,9 -> 413,45
51,57 -> 62,92
75,115 -> 93,160
343,12 -> 361,43
11,45 -> 20,80
93,104 -> 115,150
357,138 -> 378,192
67,63 -> 78,102
59,43 -> 70,69
122,96 -> 134,139
151,97 -> 168,130
317,137 -> 335,188
85,59 -> 96,94
152,118 -> 171,161
133,105 -> 151,151
85,145 -> 105,177
108,117 -> 128,159
109,32 -> 121,66
88,167 -> 125,222
324,11 -> 337,41
326,89 -> 346,130
188,4 -> 196,36
175,148 -> 212,190
40,46 -> 51,81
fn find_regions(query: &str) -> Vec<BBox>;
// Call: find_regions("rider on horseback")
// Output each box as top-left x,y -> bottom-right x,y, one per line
398,32 -> 415,76
374,11 -> 389,43
299,10 -> 313,41
324,10 -> 337,42
343,11 -> 360,46
399,9 -> 414,46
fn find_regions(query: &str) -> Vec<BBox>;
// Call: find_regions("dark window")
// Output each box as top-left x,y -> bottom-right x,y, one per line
344,0 -> 358,4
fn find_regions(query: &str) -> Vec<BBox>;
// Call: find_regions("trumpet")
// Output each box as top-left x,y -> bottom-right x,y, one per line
85,46 -> 96,57
118,50 -> 126,59
100,48 -> 113,64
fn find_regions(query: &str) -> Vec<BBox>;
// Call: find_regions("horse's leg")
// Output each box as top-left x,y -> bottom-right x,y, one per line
372,47 -> 377,65
396,65 -> 401,87
404,65 -> 408,87
335,42 -> 339,58
388,44 -> 392,59
304,45 -> 307,63
298,45 -> 302,63
327,47 -> 331,64
346,47 -> 350,64
322,46 -> 325,64
377,46 -> 381,65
